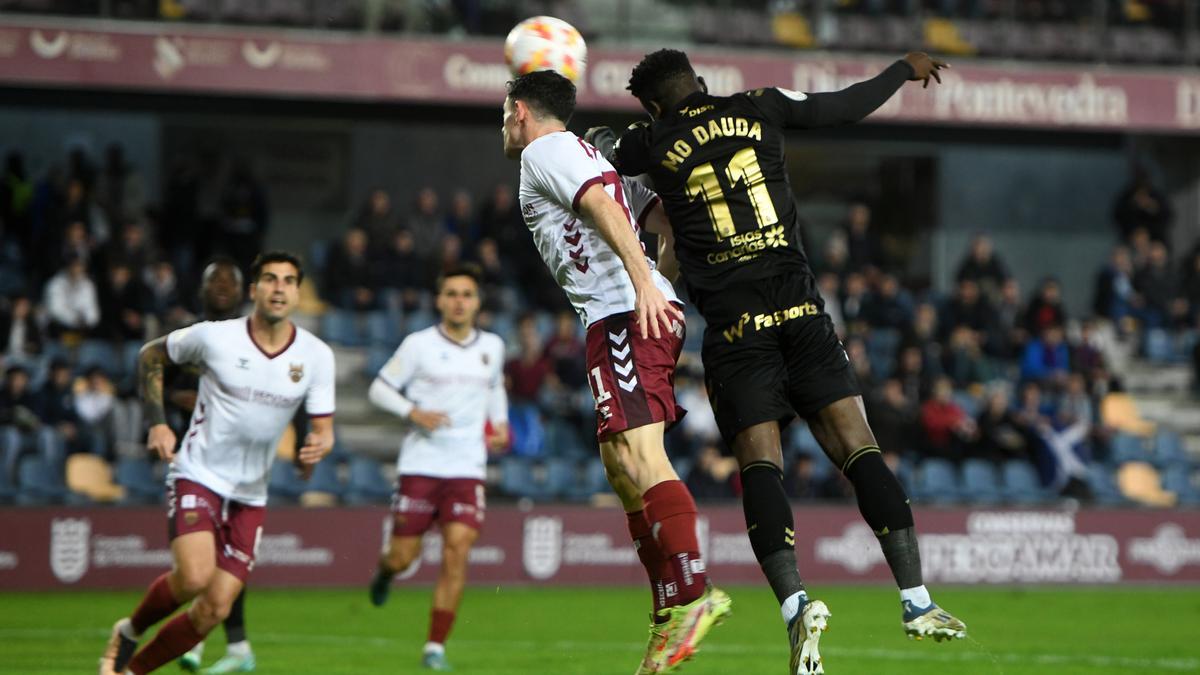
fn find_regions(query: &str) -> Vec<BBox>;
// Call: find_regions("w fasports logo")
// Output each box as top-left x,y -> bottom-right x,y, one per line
50,518 -> 91,583
522,516 -> 563,580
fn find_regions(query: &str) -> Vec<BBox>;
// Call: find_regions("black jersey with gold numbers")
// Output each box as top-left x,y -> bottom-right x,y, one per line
615,61 -> 912,312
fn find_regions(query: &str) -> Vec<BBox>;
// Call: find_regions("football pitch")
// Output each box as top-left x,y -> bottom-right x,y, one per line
3,585 -> 1199,674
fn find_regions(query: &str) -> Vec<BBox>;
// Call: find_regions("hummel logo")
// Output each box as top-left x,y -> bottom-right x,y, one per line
614,361 -> 634,377
608,329 -> 636,392
236,358 -> 250,370
574,261 -> 590,273
569,247 -> 585,260
564,232 -> 582,246
610,344 -> 630,360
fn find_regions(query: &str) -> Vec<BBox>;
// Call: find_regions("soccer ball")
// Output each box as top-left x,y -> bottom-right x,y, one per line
504,16 -> 587,84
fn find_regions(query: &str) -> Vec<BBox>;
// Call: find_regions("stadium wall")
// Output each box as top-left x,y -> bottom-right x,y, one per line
2,505 -> 1197,590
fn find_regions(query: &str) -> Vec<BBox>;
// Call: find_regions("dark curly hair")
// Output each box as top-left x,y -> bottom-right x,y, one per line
506,70 -> 577,124
250,251 -> 304,285
627,49 -> 696,105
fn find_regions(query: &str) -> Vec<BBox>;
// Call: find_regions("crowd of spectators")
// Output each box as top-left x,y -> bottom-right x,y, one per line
1,138 -> 1197,508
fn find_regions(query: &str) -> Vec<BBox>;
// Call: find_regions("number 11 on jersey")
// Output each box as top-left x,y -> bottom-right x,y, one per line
685,146 -> 779,242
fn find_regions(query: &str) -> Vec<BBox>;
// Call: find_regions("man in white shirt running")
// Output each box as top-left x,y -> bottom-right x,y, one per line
502,69 -> 729,674
99,252 -> 336,675
365,264 -> 509,672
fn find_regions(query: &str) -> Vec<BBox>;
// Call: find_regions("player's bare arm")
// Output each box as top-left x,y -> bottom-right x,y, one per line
139,337 -> 177,461
641,202 -> 680,283
577,183 -> 682,340
485,422 -> 510,452
297,416 -> 335,467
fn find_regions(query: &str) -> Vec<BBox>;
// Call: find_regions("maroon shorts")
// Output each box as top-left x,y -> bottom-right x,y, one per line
391,475 -> 486,537
167,478 -> 265,582
585,309 -> 687,440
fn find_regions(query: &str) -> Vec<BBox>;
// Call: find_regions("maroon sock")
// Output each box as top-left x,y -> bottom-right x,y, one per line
643,480 -> 708,604
428,608 -> 456,645
626,510 -> 677,623
129,573 -> 182,636
126,611 -> 206,674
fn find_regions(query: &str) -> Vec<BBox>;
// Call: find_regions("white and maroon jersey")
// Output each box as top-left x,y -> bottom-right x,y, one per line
519,130 -> 680,327
377,326 -> 507,480
166,317 -> 335,506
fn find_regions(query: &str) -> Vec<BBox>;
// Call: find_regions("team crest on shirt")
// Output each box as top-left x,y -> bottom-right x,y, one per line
481,353 -> 490,366
289,362 -> 304,383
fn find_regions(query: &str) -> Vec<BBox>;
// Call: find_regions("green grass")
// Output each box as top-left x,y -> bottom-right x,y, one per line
3,585 -> 1199,674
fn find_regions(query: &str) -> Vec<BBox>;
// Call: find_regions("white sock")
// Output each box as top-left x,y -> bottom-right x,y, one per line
225,640 -> 251,658
186,641 -> 204,658
780,590 -> 808,625
423,641 -> 445,655
900,585 -> 932,608
118,618 -> 140,641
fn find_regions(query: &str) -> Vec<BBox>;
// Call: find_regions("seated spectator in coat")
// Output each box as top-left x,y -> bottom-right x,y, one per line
1024,277 -> 1067,334
354,187 -> 400,253
97,262 -> 148,344
1021,325 -> 1071,385
375,229 -> 429,313
955,234 -> 1010,301
1134,240 -> 1187,330
861,273 -> 912,330
840,272 -> 869,330
941,324 -> 996,388
407,186 -> 443,263
442,189 -> 480,250
475,238 -> 516,313
44,254 -> 100,338
866,378 -> 920,457
144,260 -> 186,329
1113,167 -> 1172,244
845,337 -> 876,392
1092,246 -> 1137,324
969,384 -> 1030,465
894,344 -> 935,403
993,278 -> 1026,357
0,294 -> 44,359
919,376 -> 977,462
36,359 -> 100,457
685,444 -> 738,501
324,228 -> 380,311
783,454 -> 847,501
0,365 -> 50,473
504,314 -> 551,406
842,202 -> 882,271
941,277 -> 996,345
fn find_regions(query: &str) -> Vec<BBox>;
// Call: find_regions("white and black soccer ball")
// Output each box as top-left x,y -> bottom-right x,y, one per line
504,16 -> 587,84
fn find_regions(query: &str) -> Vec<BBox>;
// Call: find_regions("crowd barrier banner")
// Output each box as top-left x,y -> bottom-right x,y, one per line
1,18 -> 1199,132
1,505 -> 1198,589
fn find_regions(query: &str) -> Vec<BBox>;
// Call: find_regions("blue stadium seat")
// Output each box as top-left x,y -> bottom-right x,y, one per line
16,456 -> 70,505
1154,430 -> 1188,468
1143,328 -> 1176,363
866,328 -> 901,379
961,459 -> 1002,505
508,404 -> 545,458
1087,464 -> 1126,506
344,457 -> 393,505
77,340 -> 118,377
1162,465 -> 1200,506
115,457 -> 164,504
582,456 -> 609,497
543,420 -> 586,459
912,458 -> 960,505
546,457 -> 595,502
1110,432 -> 1151,465
1000,460 -> 1047,504
499,456 -> 550,501
0,451 -> 16,504
268,460 -> 307,503
305,458 -> 344,498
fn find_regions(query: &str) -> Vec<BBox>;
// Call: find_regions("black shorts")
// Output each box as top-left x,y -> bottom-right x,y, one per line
699,272 -> 860,443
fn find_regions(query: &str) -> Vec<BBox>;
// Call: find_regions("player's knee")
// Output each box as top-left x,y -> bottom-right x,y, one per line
172,566 -> 214,598
386,547 -> 417,572
190,595 -> 231,633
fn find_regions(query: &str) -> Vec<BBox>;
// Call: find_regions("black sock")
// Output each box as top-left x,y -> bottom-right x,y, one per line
224,589 -> 247,644
842,447 -> 922,588
741,462 -> 806,603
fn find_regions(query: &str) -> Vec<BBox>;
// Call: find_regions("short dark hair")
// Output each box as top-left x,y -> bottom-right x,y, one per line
202,254 -> 245,285
250,251 -> 304,285
436,263 -> 483,293
506,70 -> 577,124
627,49 -> 696,104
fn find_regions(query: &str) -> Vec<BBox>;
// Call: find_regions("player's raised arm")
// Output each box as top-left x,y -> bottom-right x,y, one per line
138,336 -> 177,461
578,184 -> 683,340
761,52 -> 947,129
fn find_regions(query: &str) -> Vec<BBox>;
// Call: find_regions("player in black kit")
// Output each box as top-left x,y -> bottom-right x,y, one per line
591,49 -> 967,674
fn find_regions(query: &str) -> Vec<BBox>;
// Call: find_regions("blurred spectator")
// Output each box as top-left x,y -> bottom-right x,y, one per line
443,189 -> 480,250
1024,277 -> 1066,334
0,294 -> 44,358
324,228 -> 380,311
354,187 -> 400,252
1092,246 -> 1137,324
894,344 -> 934,402
44,255 -> 100,337
941,278 -> 996,346
144,260 -> 185,327
783,453 -> 823,500
861,273 -> 911,330
475,238 -> 516,312
674,368 -> 720,451
918,376 -> 977,462
840,272 -> 868,329
845,337 -> 876,392
408,187 -> 443,262
1,151 -> 32,244
101,221 -> 150,277
685,444 -> 737,501
160,155 -> 202,280
544,311 -> 585,389
821,232 -> 849,279
218,159 -> 269,273
478,183 -> 524,250
1021,325 -> 1070,384
53,220 -> 95,278
97,262 -> 148,343
73,367 -> 143,460
817,272 -> 845,336
941,324 -> 996,387
505,314 -> 551,404
955,234 -> 1010,300
903,302 -> 942,368
0,365 -> 40,434
1133,241 -> 1185,329
994,278 -> 1026,357
437,234 -> 465,277
1183,244 -> 1200,322
94,143 -> 146,227
35,359 -> 99,457
969,384 -> 1030,465
375,229 -> 428,313
1113,168 -> 1172,244
58,177 -> 110,249
866,378 -> 919,455
842,202 -> 881,270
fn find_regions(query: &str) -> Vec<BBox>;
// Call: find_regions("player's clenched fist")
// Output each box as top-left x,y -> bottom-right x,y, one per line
410,408 -> 451,433
146,423 -> 177,462
903,52 -> 948,88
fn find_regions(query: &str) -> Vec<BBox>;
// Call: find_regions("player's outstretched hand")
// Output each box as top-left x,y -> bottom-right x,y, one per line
485,423 -> 510,452
583,126 -> 617,161
903,52 -> 948,88
635,285 -> 685,341
410,408 -> 451,433
147,423 -> 177,462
